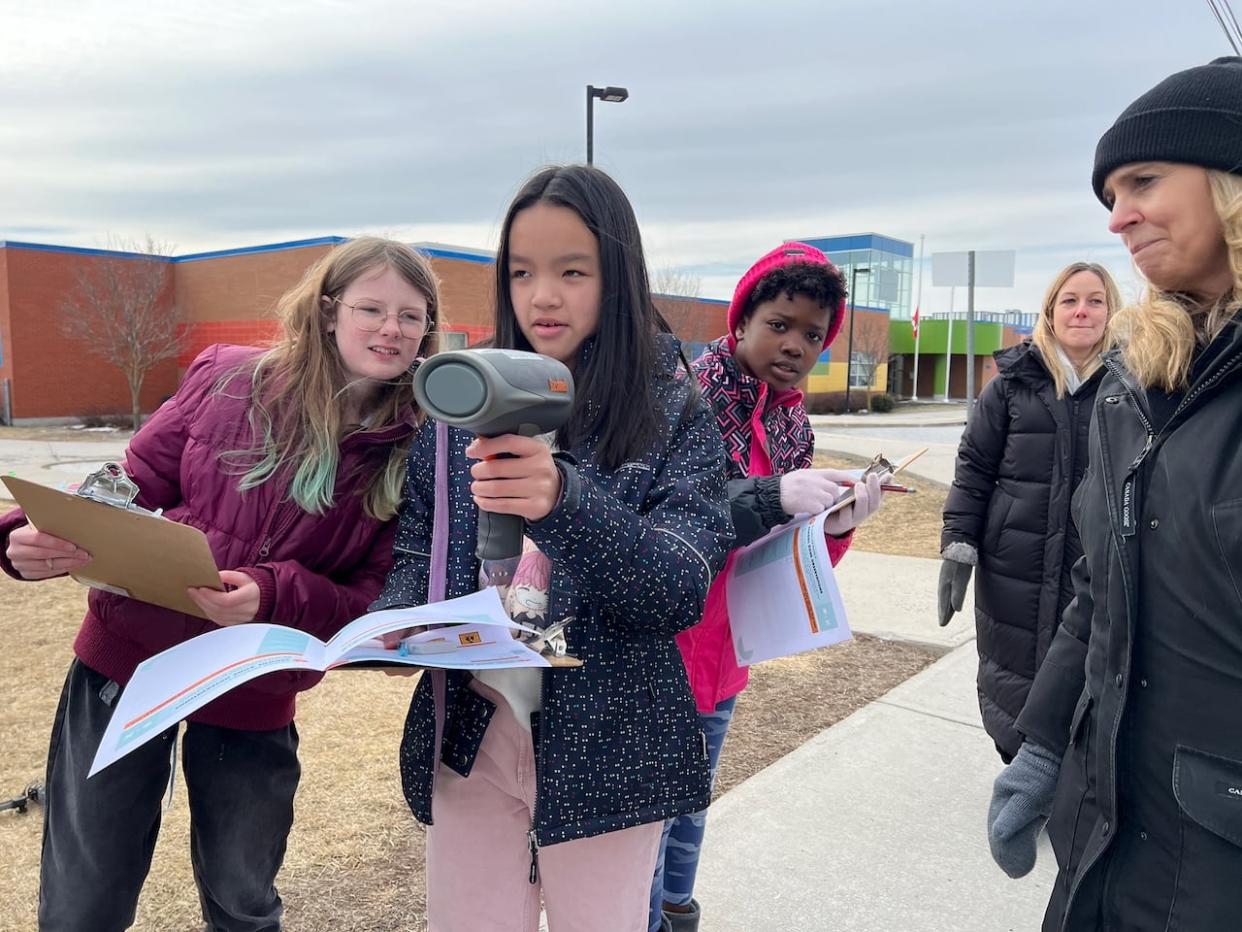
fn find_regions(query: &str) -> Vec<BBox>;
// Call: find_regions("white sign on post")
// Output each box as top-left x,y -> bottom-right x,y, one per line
932,250 -> 1015,288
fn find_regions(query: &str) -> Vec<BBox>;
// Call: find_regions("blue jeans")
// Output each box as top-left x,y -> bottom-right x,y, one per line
648,695 -> 736,930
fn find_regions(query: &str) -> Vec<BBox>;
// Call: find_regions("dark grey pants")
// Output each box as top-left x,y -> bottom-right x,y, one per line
38,660 -> 301,932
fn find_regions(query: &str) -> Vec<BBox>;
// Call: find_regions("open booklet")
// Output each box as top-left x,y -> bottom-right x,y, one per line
90,587 -> 550,776
725,448 -> 928,666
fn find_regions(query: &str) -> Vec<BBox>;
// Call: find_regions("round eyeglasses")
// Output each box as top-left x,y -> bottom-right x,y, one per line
334,298 -> 431,340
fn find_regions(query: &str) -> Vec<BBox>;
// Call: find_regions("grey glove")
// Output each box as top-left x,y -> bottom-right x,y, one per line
937,542 -> 976,626
987,741 -> 1061,878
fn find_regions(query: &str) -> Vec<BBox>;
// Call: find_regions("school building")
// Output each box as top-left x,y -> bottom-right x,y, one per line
0,231 -> 1037,422
0,236 -> 729,423
796,233 -> 1036,400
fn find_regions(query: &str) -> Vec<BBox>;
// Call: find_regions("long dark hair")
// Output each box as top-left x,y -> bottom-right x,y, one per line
493,164 -> 665,469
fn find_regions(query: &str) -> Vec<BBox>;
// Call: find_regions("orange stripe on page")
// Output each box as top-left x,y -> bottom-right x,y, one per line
790,527 -> 819,634
123,652 -> 309,729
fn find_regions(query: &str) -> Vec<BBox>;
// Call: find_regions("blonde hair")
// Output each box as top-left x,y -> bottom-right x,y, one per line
1110,170 -> 1242,390
1031,262 -> 1123,398
222,237 -> 441,519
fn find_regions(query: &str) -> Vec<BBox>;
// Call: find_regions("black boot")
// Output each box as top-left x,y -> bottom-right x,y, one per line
662,899 -> 701,932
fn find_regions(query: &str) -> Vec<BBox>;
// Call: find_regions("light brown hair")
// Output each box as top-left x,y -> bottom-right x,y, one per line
225,237 -> 441,519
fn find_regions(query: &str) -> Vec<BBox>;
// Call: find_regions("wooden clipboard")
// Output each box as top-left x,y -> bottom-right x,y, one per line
1,476 -> 222,618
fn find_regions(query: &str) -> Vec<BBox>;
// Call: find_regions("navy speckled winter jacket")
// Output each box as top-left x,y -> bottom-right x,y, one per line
372,336 -> 733,846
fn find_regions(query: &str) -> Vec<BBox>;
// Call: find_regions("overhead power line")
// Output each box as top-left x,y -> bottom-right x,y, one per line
1206,0 -> 1242,54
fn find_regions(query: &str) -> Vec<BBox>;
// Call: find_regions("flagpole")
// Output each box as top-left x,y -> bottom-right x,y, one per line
944,286 -> 955,399
912,234 -> 925,401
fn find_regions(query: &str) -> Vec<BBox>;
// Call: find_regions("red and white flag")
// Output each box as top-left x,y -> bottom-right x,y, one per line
912,305 -> 920,341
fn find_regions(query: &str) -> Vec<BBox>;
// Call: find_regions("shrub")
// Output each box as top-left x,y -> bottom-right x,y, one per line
805,392 -> 848,415
869,393 -> 896,413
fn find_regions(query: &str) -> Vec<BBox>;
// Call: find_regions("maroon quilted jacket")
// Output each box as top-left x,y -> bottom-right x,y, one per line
0,344 -> 415,730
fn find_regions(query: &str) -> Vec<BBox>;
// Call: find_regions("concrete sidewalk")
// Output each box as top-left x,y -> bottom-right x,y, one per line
0,437 -> 129,501
692,551 -> 1056,930
835,550 -> 973,654
809,405 -> 967,430
814,431 -> 960,488
693,643 -> 1055,931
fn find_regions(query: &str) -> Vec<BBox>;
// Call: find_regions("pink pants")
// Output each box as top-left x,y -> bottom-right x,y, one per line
426,681 -> 663,932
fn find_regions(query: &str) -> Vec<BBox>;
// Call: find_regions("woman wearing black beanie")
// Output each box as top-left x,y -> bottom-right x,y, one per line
985,57 -> 1242,931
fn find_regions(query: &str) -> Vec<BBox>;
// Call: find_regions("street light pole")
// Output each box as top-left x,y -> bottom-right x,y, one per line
586,85 -> 629,165
844,266 -> 871,413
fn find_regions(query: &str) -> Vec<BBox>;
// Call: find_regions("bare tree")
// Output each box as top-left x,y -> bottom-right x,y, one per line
850,313 -> 892,405
651,267 -> 702,299
651,267 -> 703,337
59,236 -> 181,430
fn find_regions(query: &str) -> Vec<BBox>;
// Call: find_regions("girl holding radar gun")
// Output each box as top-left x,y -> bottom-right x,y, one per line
0,237 -> 439,932
371,164 -> 733,931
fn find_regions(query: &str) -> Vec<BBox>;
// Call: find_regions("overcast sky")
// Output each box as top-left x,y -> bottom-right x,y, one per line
2,1 -> 1233,314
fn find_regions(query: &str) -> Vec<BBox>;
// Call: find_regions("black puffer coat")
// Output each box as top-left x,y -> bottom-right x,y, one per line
1017,323 -> 1242,932
942,341 -> 1101,759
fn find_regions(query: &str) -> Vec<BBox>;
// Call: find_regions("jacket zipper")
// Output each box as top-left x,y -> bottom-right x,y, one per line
256,504 -> 301,561
527,828 -> 540,884
1170,350 -> 1242,421
1102,356 -> 1156,539
528,666 -> 547,885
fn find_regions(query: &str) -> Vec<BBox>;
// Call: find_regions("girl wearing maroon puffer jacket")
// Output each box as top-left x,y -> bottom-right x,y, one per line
0,237 -> 438,932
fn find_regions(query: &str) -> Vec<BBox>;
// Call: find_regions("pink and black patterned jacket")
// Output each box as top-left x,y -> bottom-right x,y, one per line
676,337 -> 851,712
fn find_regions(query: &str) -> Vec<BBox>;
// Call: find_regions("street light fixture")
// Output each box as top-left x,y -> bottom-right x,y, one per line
844,266 -> 871,413
586,84 -> 629,165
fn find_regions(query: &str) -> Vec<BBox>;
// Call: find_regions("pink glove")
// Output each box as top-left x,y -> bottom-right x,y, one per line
822,470 -> 885,537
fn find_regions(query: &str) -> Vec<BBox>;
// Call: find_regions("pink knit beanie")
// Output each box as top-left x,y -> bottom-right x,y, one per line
726,242 -> 847,351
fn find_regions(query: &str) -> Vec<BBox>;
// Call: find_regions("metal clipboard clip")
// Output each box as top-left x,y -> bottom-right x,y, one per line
75,463 -> 163,517
524,616 -> 583,668
861,453 -> 896,480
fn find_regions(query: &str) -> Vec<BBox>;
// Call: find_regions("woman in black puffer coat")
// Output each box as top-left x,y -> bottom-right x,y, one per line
939,262 -> 1120,761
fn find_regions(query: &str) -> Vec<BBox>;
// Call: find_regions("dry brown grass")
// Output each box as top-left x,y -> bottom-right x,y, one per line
0,454 -> 945,930
0,576 -> 431,931
813,451 -> 947,560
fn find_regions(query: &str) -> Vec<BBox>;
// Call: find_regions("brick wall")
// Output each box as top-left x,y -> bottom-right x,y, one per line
174,243 -> 338,324
0,241 -> 729,419
432,256 -> 494,335
0,250 -> 11,396
179,319 -> 284,368
3,247 -> 180,420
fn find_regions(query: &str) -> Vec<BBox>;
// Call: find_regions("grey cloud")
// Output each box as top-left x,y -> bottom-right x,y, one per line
0,0 -> 1230,312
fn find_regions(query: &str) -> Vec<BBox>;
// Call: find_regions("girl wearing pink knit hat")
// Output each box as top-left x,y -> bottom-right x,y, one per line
649,243 -> 887,932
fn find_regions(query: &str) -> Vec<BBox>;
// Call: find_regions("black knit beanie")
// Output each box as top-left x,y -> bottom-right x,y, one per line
1092,56 -> 1242,205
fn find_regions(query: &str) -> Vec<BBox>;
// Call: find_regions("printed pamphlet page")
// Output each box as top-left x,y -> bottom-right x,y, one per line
726,510 -> 851,666
90,588 -> 545,776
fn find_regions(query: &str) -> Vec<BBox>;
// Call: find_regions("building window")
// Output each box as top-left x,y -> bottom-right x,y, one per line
439,330 -> 469,351
849,351 -> 876,388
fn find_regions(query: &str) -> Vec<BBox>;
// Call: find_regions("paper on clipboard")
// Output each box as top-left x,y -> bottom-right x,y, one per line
726,509 -> 851,666
1,474 -> 222,618
824,447 -> 928,516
